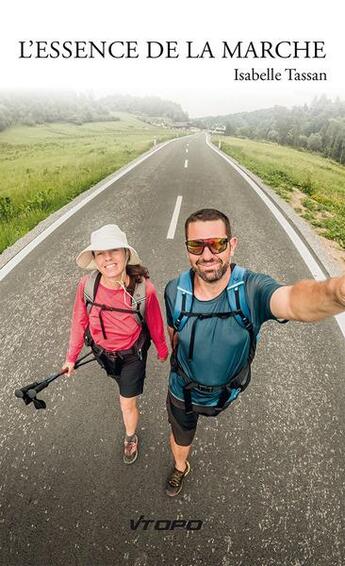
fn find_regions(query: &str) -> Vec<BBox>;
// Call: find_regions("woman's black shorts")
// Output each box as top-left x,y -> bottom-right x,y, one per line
95,349 -> 148,398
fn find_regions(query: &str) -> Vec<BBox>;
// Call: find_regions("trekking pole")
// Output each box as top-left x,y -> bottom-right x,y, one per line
14,351 -> 97,410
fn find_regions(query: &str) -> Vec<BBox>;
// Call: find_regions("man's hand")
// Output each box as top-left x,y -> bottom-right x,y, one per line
270,273 -> 345,322
167,326 -> 178,350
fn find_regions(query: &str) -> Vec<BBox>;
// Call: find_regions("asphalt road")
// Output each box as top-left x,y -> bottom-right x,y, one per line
0,134 -> 344,566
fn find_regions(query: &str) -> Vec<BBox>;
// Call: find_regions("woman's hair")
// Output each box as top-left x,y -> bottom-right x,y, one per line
125,250 -> 149,290
126,263 -> 149,288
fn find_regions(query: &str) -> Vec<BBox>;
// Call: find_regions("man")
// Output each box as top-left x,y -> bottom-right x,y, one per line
164,208 -> 345,497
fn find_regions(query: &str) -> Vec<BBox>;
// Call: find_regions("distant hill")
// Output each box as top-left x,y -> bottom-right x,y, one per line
0,91 -> 188,132
193,96 -> 345,165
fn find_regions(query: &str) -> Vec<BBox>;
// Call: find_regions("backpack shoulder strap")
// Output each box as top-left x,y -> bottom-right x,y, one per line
84,270 -> 102,314
226,264 -> 252,330
172,270 -> 194,331
132,279 -> 147,324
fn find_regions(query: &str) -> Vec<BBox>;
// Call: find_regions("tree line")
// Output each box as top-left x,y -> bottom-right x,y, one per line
194,96 -> 345,165
0,91 -> 188,131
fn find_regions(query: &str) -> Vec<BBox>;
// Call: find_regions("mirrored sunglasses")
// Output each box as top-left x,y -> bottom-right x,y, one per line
185,237 -> 229,255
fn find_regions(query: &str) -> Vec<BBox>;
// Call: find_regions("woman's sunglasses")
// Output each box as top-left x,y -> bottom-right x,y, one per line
185,237 -> 229,255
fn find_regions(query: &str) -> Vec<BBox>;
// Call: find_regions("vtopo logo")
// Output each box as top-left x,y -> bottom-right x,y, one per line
130,515 -> 203,531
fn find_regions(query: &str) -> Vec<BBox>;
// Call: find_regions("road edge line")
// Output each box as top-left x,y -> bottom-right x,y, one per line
206,135 -> 345,340
0,134 -> 191,281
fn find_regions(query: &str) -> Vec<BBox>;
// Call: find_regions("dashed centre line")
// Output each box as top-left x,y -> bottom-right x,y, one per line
167,196 -> 183,240
0,136 -> 183,282
184,159 -> 188,168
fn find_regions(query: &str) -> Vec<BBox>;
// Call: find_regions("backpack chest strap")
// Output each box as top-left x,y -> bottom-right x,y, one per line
84,271 -> 146,340
187,310 -> 240,360
87,301 -> 139,339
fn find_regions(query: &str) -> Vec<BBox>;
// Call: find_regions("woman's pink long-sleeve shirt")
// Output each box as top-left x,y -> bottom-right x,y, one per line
66,275 -> 168,363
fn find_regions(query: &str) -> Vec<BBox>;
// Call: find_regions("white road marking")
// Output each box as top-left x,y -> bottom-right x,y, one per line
184,159 -> 188,168
167,196 -> 183,239
186,148 -> 188,153
0,136 -> 186,282
206,135 -> 345,340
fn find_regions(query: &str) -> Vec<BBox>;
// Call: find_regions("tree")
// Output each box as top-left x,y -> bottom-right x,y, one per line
307,133 -> 322,152
267,129 -> 279,143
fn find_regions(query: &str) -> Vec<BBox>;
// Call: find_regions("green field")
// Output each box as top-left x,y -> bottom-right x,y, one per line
0,114 -> 184,253
215,136 -> 345,250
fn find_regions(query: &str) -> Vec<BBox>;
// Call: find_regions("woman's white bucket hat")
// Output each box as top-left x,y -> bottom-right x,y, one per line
76,224 -> 141,269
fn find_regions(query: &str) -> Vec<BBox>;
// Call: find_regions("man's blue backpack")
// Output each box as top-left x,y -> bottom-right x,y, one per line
173,264 -> 254,334
171,264 -> 258,414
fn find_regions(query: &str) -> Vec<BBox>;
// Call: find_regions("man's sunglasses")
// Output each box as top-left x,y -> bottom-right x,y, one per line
185,237 -> 229,255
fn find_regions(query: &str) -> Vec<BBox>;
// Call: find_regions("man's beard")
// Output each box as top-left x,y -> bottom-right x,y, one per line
192,258 -> 230,282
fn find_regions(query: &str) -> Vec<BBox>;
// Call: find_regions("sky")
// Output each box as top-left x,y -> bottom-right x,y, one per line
1,0 -> 344,118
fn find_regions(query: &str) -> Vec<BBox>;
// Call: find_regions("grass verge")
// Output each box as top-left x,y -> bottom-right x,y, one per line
0,114 -> 184,253
214,136 -> 345,250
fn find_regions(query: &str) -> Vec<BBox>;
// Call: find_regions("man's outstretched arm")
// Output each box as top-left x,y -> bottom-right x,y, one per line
270,275 -> 345,322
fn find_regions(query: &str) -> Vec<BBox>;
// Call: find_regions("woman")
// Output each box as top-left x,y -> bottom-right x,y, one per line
63,224 -> 168,464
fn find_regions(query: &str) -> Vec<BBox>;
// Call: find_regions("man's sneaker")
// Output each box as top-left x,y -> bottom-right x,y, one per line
123,434 -> 138,464
165,461 -> 191,497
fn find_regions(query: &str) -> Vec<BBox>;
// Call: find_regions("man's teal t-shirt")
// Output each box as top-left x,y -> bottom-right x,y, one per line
164,268 -> 283,408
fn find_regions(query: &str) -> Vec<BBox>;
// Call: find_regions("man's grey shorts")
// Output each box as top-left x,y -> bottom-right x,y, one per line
166,389 -> 238,446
